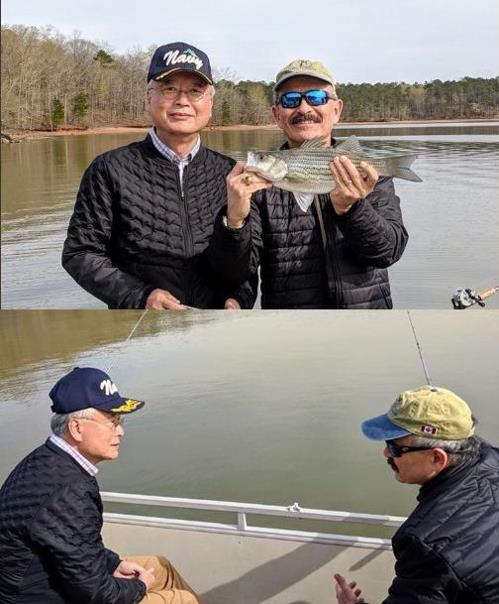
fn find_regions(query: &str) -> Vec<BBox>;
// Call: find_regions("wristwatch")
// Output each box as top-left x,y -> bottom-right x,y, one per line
222,215 -> 246,230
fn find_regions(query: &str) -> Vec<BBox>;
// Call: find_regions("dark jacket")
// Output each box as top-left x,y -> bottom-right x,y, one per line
62,135 -> 236,309
209,142 -> 408,309
385,442 -> 499,603
0,439 -> 146,604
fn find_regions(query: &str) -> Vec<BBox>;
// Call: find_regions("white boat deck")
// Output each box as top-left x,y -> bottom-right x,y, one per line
102,492 -> 405,604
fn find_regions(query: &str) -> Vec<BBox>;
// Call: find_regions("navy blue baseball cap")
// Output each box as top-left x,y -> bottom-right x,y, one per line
147,42 -> 213,84
49,367 -> 145,414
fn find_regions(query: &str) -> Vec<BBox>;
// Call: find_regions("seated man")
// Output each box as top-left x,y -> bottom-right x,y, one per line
334,386 -> 499,603
209,58 -> 408,308
0,367 -> 199,604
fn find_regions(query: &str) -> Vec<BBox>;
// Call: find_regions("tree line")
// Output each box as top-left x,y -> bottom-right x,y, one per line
2,25 -> 498,131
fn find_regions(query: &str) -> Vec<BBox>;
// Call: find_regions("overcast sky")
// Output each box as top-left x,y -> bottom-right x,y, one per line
2,0 -> 498,84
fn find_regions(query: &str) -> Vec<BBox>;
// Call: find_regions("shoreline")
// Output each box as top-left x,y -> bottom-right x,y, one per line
2,118 -> 498,142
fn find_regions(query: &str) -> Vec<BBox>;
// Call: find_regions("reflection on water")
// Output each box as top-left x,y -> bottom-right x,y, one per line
1,310 -> 498,521
334,121 -> 499,138
2,125 -> 499,308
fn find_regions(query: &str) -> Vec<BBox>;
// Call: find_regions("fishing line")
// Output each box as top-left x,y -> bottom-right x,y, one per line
100,309 -> 149,375
406,310 -> 432,386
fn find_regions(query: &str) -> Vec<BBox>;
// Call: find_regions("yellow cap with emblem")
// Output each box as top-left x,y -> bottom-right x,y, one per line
362,386 -> 475,441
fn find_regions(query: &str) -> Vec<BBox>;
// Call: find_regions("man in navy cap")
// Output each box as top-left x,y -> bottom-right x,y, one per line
334,386 -> 499,604
0,367 -> 200,604
63,42 -> 242,310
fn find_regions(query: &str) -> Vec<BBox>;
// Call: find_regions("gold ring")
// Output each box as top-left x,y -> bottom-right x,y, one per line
242,174 -> 253,186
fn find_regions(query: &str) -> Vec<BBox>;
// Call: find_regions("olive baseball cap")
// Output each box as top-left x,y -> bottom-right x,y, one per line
361,386 -> 475,441
274,59 -> 337,93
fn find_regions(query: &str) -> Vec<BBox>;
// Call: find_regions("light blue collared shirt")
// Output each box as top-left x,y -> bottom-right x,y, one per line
49,434 -> 99,476
149,128 -> 200,194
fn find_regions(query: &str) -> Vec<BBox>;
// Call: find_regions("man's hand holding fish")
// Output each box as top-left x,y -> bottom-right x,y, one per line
329,155 -> 379,215
226,161 -> 271,228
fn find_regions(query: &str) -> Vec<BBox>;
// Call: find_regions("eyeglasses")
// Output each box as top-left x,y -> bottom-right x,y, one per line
77,415 -> 124,430
277,89 -> 336,109
385,441 -> 434,458
151,84 -> 208,102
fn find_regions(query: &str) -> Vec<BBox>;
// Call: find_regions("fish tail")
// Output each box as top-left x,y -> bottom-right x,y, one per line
388,155 -> 423,182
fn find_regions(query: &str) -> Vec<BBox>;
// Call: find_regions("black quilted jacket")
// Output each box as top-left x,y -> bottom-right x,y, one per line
0,440 -> 145,604
384,442 -> 499,603
62,135 -> 236,309
209,144 -> 408,309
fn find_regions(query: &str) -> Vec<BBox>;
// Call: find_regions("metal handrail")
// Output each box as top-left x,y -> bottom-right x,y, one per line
102,491 -> 405,528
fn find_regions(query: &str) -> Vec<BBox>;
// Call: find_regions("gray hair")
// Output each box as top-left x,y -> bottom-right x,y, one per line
409,434 -> 482,467
50,408 -> 96,436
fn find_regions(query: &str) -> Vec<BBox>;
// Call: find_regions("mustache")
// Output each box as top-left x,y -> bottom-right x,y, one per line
290,111 -> 321,124
387,458 -> 398,472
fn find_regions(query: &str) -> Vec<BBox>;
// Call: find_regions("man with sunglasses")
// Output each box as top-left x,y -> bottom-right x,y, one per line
0,367 -> 200,604
63,42 -> 241,310
334,385 -> 499,603
209,59 -> 408,308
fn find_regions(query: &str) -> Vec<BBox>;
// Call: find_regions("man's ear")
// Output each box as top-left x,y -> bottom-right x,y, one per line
67,418 -> 84,443
432,447 -> 450,471
271,105 -> 282,128
332,99 -> 343,121
208,93 -> 214,119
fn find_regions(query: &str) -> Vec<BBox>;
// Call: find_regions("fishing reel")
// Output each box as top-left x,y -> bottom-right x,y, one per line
451,288 -> 486,309
451,285 -> 499,309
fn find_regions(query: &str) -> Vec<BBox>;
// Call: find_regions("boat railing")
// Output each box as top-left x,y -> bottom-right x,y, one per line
102,491 -> 406,550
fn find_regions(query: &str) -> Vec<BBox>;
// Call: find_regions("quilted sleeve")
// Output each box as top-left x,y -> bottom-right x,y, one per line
335,177 -> 409,268
383,534 -> 463,603
62,156 -> 154,308
207,194 -> 264,297
28,482 -> 146,604
207,208 -> 254,287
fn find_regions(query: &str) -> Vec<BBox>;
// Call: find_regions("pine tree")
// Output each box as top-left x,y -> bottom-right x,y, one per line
51,98 -> 64,129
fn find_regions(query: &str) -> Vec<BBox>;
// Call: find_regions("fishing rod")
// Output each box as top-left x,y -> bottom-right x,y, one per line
99,305 -> 202,374
451,285 -> 499,309
101,309 -> 149,375
406,310 -> 432,386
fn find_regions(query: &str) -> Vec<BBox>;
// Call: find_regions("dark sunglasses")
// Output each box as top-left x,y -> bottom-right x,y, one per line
385,441 -> 434,458
277,89 -> 336,109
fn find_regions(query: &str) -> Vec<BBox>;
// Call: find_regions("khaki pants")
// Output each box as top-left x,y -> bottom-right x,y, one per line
125,555 -> 200,604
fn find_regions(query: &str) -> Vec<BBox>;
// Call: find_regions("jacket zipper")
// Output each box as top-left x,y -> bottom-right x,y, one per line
315,196 -> 343,308
177,166 -> 194,304
330,226 -> 343,308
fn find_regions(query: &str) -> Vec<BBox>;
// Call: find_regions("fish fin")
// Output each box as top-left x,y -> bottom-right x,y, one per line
293,193 -> 315,212
300,138 -> 324,149
335,135 -> 364,155
391,167 -> 423,182
389,155 -> 423,182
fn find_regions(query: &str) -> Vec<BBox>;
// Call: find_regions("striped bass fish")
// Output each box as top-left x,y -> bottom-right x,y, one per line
245,135 -> 422,211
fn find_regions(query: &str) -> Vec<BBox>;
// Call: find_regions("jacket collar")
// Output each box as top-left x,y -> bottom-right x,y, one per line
279,136 -> 337,151
44,437 -> 98,477
417,441 -> 483,502
144,133 -> 207,165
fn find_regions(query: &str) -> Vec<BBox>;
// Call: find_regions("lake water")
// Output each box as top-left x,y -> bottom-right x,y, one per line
1,310 -> 498,534
1,123 -> 499,309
